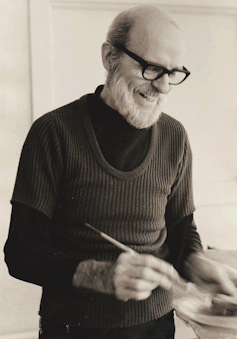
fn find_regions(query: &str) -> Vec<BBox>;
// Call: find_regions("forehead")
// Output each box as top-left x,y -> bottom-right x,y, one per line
128,18 -> 186,68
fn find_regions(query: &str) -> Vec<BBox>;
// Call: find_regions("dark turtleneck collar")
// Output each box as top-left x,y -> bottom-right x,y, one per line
87,85 -> 151,172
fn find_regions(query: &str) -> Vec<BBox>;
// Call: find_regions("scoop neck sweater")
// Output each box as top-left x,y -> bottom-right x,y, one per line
10,91 -> 196,327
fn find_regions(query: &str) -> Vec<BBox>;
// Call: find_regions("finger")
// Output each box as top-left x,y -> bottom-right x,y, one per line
126,265 -> 160,282
118,252 -> 180,283
217,274 -> 237,296
124,265 -> 173,290
225,265 -> 237,285
115,267 -> 173,293
209,264 -> 237,296
114,273 -> 155,301
198,266 -> 237,296
157,274 -> 173,291
116,276 -> 157,292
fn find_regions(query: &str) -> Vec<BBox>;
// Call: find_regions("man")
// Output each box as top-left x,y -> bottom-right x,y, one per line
4,5 -> 237,339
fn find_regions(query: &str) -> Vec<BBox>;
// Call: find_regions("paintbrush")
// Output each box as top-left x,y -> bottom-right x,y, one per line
84,222 -> 191,293
84,222 -> 135,253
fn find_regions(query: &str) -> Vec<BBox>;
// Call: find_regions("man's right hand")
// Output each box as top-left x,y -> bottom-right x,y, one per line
73,251 -> 180,302
114,251 -> 180,301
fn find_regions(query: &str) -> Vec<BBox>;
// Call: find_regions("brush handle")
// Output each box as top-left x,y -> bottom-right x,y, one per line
100,232 -> 134,253
84,223 -> 134,253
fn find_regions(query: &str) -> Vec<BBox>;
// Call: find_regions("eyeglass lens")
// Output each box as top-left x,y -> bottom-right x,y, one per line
144,65 -> 186,84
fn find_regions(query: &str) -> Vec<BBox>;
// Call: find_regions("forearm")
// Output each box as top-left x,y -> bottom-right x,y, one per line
4,202 -> 79,289
72,259 -> 115,294
166,214 -> 203,278
5,238 -> 79,289
182,251 -> 205,282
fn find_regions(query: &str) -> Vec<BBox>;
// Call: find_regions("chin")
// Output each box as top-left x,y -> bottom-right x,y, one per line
120,95 -> 165,129
124,107 -> 162,129
122,91 -> 167,129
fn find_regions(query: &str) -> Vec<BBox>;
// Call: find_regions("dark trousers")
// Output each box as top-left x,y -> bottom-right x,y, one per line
39,311 -> 175,339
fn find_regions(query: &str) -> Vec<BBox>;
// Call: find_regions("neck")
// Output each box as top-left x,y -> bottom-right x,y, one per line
100,85 -> 118,112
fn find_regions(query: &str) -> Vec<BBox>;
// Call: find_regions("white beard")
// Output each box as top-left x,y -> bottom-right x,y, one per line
106,65 -> 167,129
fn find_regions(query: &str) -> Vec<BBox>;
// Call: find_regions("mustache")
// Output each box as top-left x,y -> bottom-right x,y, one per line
135,85 -> 165,99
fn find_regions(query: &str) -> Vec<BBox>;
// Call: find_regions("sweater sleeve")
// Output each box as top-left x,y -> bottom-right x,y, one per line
11,113 -> 63,218
4,202 -> 79,288
165,133 -> 195,223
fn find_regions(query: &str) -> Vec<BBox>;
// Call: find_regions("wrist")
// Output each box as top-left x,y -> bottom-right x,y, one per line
73,259 -> 115,294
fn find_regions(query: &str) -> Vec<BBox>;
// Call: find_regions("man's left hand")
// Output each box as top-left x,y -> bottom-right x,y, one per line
183,252 -> 237,296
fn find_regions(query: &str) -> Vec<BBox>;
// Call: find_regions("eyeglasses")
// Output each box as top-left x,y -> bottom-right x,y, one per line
114,45 -> 190,85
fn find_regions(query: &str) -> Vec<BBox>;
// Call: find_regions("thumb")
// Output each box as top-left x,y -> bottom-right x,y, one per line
217,270 -> 237,296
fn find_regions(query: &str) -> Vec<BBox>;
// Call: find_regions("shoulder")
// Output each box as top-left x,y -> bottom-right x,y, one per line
32,94 -> 89,132
27,95 -> 89,146
158,113 -> 188,138
157,113 -> 191,157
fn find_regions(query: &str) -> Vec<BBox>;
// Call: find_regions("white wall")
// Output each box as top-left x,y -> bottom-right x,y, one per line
29,0 -> 237,250
0,0 -> 41,336
1,0 -> 237,337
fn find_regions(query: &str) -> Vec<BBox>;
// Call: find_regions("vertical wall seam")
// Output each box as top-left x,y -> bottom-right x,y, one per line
27,0 -> 34,125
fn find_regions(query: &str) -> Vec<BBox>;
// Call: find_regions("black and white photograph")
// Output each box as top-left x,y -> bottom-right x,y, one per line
1,1 -> 237,338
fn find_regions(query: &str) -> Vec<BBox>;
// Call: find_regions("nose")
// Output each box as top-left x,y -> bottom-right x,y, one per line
151,74 -> 170,94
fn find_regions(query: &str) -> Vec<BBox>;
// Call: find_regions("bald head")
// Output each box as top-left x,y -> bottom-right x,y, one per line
107,6 -> 179,44
125,5 -> 179,30
106,5 -> 185,65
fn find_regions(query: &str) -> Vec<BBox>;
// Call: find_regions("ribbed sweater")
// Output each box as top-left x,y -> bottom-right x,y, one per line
10,93 -> 196,327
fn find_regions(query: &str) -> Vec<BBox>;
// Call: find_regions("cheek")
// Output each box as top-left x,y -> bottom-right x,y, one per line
131,80 -> 151,95
124,67 -> 144,88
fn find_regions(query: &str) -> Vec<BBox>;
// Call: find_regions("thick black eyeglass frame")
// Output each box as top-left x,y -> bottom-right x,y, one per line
114,45 -> 191,85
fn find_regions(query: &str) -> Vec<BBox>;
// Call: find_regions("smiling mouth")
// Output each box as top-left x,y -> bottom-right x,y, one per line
139,92 -> 156,102
139,92 -> 147,98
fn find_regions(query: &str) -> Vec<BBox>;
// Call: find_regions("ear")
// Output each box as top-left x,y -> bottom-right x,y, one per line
101,42 -> 113,71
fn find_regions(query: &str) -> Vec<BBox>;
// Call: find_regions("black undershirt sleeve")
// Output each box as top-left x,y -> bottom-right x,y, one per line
4,202 -> 79,289
5,202 -> 202,288
165,213 -> 203,279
